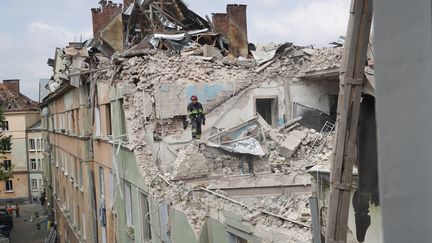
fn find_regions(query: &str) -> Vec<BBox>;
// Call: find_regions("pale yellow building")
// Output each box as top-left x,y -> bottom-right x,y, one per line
0,79 -> 39,204
27,121 -> 45,203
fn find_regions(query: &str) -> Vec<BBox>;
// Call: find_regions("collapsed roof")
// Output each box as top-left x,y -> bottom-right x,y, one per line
0,80 -> 38,112
124,0 -> 211,47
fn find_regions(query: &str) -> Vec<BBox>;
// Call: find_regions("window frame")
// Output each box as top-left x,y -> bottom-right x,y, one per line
3,160 -> 11,171
30,159 -> 37,171
29,139 -> 36,151
124,182 -> 133,226
31,179 -> 38,191
5,180 -> 13,192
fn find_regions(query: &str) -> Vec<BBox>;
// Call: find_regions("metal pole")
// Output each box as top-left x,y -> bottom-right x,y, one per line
325,0 -> 373,242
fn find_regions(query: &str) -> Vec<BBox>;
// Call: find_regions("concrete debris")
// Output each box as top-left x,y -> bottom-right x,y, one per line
59,7 -> 344,239
277,130 -> 308,158
303,47 -> 343,73
93,43 -> 340,241
171,144 -> 209,180
202,44 -> 223,58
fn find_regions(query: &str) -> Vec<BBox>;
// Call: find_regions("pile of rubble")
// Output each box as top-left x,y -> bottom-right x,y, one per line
0,83 -> 38,111
266,124 -> 335,174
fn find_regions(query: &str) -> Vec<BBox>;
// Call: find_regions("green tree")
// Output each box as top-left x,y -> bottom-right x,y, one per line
0,106 -> 13,181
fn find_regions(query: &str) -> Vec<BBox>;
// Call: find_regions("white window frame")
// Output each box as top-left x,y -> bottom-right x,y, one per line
109,170 -> 115,208
37,158 -> 42,171
124,182 -> 133,226
36,139 -> 41,151
31,179 -> 38,191
82,212 -> 86,239
29,139 -> 36,151
30,159 -> 37,171
79,160 -> 83,188
1,121 -> 8,131
3,160 -> 11,171
99,166 -> 104,197
5,180 -> 13,192
95,107 -> 101,137
38,179 -> 42,190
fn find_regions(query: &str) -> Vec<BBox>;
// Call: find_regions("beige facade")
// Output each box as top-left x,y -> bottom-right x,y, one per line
41,80 -> 116,243
0,110 -> 40,204
27,122 -> 45,203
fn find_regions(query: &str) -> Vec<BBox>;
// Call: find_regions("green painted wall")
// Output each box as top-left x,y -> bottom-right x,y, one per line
111,85 -> 263,243
171,209 -> 197,243
115,148 -> 164,243
206,218 -> 229,243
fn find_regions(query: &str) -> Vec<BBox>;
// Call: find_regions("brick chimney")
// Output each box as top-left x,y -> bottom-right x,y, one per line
3,79 -> 20,94
91,1 -> 123,36
212,13 -> 229,39
123,0 -> 133,8
227,4 -> 248,58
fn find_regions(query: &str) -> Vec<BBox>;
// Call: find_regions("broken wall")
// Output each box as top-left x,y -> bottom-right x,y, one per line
205,82 -> 286,133
99,13 -> 124,52
289,79 -> 338,115
88,45 -> 347,242
316,180 -> 383,243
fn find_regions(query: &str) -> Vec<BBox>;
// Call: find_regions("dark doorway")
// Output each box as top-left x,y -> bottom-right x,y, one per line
255,98 -> 277,126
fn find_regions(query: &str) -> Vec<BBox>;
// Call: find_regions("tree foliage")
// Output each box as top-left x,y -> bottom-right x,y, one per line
0,106 -> 13,181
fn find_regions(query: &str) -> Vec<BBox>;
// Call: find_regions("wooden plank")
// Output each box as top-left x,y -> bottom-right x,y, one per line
325,0 -> 373,242
151,3 -> 185,28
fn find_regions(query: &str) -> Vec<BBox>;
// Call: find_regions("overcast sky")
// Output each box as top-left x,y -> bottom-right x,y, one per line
0,0 -> 349,101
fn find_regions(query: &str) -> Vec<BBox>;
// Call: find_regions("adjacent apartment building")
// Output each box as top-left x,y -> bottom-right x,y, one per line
0,79 -> 39,204
27,120 -> 45,203
40,40 -> 123,242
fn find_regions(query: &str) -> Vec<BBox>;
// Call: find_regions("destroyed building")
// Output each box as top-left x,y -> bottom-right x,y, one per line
37,1 -> 376,243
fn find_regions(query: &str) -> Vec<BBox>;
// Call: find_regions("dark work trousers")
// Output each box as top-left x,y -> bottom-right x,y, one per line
191,119 -> 202,139
239,155 -> 254,174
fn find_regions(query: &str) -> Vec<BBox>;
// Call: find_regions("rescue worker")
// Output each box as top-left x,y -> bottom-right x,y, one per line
187,95 -> 205,139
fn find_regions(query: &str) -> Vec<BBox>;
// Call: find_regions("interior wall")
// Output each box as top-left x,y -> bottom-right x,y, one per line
289,80 -> 339,115
374,0 -> 432,242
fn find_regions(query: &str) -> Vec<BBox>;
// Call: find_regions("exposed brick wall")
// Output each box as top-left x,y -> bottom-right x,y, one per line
227,4 -> 248,58
123,0 -> 133,8
212,13 -> 229,39
213,5 -> 248,58
3,79 -> 19,94
91,1 -> 123,36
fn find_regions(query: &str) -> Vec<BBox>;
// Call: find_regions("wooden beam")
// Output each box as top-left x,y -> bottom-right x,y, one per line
151,3 -> 185,28
325,0 -> 373,242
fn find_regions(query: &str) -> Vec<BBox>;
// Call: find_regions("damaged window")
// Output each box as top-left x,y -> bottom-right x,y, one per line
255,97 -> 277,126
124,182 -> 133,226
95,107 -> 101,137
140,192 -> 151,241
29,139 -> 36,151
105,103 -> 112,136
119,100 -> 127,141
228,232 -> 248,243
5,180 -> 13,191
1,121 -> 8,131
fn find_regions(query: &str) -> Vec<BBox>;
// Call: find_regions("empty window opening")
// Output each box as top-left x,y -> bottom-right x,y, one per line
3,160 -> 11,171
140,192 -> 152,241
255,97 -> 278,126
228,233 -> 248,243
5,180 -> 13,191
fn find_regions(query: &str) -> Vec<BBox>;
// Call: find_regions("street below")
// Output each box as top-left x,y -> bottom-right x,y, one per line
10,204 -> 49,243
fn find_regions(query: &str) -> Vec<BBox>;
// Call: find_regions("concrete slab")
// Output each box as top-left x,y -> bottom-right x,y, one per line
278,130 -> 307,158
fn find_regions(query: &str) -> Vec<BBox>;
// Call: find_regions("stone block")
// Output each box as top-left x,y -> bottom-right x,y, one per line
277,130 -> 307,158
172,146 -> 209,180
